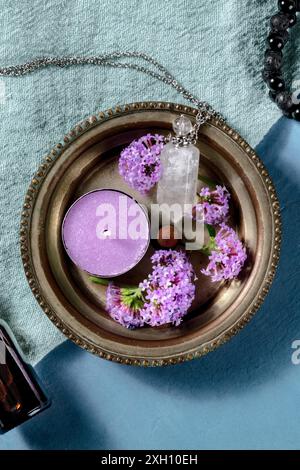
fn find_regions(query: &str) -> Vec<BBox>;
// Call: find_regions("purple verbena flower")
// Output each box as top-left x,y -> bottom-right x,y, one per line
139,250 -> 196,327
119,134 -> 164,194
106,283 -> 144,329
96,250 -> 196,329
194,185 -> 230,225
201,223 -> 247,282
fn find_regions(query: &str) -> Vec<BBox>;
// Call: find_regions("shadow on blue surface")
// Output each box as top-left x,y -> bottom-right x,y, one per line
5,117 -> 299,450
19,344 -> 109,450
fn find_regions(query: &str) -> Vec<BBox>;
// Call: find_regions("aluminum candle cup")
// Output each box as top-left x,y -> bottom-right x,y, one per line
62,189 -> 150,277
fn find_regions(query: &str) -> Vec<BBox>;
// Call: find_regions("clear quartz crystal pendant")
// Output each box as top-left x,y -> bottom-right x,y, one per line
157,115 -> 200,221
173,114 -> 194,136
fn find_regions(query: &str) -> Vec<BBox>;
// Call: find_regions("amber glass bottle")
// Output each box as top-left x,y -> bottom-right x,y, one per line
0,320 -> 50,432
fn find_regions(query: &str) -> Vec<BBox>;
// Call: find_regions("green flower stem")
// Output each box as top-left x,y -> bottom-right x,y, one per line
199,229 -> 217,256
198,174 -> 219,189
89,276 -> 137,290
205,224 -> 216,238
89,276 -> 110,286
121,287 -> 145,311
90,277 -> 145,311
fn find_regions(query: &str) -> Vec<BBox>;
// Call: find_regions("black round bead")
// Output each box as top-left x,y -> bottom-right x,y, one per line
262,68 -> 282,83
267,34 -> 285,51
282,29 -> 289,42
292,105 -> 300,120
269,90 -> 278,102
264,50 -> 283,71
270,29 -> 289,46
275,91 -> 294,111
288,13 -> 297,26
278,0 -> 297,14
267,76 -> 286,92
270,12 -> 291,31
267,1 -> 299,120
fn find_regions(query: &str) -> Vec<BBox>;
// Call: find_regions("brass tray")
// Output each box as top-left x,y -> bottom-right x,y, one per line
20,102 -> 281,366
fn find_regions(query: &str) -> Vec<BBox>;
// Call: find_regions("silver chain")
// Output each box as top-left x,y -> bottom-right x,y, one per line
0,51 -> 225,138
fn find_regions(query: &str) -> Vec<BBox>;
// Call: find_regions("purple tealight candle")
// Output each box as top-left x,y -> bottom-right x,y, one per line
62,189 -> 150,277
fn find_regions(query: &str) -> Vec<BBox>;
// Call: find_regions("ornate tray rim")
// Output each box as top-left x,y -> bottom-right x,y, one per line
20,102 -> 281,366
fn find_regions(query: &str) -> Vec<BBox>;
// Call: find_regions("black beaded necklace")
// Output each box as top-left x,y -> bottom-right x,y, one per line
263,0 -> 300,120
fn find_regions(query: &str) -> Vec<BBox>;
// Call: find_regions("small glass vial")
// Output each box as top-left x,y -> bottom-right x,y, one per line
0,320 -> 50,433
157,115 -> 200,221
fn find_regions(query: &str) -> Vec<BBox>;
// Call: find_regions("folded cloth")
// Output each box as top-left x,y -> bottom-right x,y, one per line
0,0 -> 298,364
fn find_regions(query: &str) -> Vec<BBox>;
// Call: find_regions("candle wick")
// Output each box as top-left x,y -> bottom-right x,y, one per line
102,228 -> 111,239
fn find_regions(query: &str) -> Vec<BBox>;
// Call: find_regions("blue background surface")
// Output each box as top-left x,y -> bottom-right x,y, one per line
1,117 -> 300,450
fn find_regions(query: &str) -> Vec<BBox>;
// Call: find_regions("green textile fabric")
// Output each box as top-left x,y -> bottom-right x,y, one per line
0,0 -> 298,364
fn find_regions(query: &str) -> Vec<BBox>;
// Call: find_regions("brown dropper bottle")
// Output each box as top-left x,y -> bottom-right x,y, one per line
0,319 -> 50,432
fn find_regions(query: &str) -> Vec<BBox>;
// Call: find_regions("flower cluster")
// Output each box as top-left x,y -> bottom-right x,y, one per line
119,134 -> 164,194
201,223 -> 247,282
194,185 -> 230,225
139,250 -> 195,327
104,250 -> 195,329
106,283 -> 144,329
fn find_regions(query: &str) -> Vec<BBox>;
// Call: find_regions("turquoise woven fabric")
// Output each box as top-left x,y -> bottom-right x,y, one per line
0,0 -> 299,364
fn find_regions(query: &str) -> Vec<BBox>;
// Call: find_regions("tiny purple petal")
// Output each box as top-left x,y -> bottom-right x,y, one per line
194,185 -> 230,225
119,134 -> 164,194
201,223 -> 247,282
139,250 -> 196,327
106,283 -> 144,329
